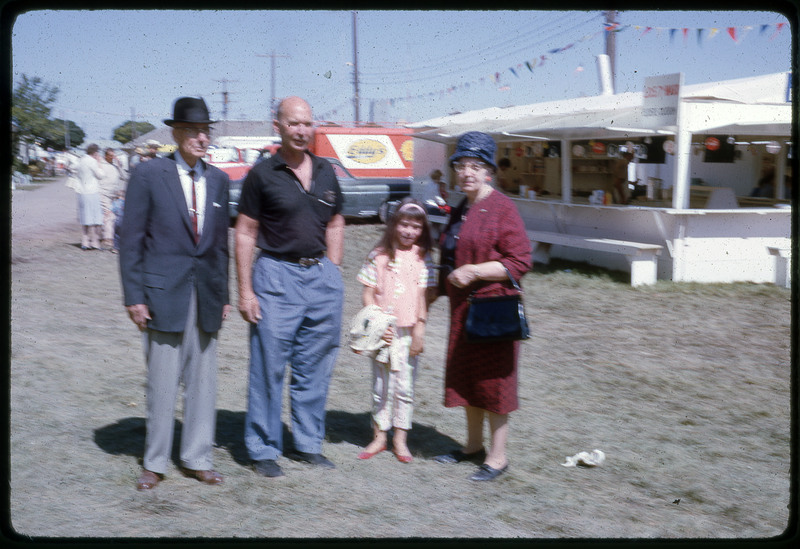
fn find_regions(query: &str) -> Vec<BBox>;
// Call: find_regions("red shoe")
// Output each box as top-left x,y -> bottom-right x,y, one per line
393,450 -> 413,464
357,444 -> 386,460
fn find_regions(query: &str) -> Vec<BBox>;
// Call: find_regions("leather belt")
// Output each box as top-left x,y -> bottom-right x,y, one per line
263,251 -> 323,267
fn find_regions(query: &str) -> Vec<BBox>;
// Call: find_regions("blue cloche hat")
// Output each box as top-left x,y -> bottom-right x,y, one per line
449,131 -> 497,171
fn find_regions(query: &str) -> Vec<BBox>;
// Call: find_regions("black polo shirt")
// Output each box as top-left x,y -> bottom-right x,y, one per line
238,151 -> 343,258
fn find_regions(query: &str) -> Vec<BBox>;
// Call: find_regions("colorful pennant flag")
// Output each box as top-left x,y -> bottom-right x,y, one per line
373,21 -> 786,110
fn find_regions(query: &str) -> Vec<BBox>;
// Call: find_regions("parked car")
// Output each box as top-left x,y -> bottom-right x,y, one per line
226,156 -> 413,225
228,177 -> 244,225
324,157 -> 412,220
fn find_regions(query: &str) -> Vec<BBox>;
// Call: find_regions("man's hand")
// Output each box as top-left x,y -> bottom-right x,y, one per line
238,291 -> 262,324
222,304 -> 233,321
126,304 -> 151,331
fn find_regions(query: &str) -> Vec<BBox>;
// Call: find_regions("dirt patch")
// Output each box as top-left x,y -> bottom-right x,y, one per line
9,179 -> 792,538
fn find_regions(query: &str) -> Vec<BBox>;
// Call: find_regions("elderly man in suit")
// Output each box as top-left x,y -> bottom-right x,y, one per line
120,97 -> 231,491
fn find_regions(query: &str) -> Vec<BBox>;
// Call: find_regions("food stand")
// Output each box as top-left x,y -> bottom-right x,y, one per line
409,72 -> 793,286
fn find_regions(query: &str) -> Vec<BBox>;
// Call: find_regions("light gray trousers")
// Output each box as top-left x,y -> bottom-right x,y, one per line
142,289 -> 218,474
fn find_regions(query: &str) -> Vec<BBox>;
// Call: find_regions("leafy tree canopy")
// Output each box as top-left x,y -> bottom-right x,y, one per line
12,74 -> 60,144
41,119 -> 86,150
113,120 -> 156,144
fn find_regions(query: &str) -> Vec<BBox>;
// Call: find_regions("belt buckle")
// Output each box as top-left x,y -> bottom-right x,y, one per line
298,257 -> 320,267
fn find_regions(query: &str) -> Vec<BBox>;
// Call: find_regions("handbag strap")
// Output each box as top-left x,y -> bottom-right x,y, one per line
501,266 -> 523,293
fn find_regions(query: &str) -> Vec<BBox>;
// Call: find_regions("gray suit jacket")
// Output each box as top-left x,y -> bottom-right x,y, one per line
119,154 -> 230,333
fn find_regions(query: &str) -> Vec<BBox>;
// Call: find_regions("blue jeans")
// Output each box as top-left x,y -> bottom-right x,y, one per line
244,254 -> 344,461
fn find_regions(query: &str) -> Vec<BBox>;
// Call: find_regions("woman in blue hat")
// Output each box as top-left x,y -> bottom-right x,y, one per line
433,131 -> 532,481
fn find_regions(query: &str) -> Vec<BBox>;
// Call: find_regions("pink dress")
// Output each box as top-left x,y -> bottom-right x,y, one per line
357,245 -> 431,327
443,190 -> 532,415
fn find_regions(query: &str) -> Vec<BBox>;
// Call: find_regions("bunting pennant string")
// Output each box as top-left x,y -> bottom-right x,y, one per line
371,21 -> 786,111
771,22 -> 786,40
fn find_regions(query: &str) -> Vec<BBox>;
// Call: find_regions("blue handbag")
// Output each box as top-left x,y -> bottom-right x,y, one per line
465,267 -> 530,343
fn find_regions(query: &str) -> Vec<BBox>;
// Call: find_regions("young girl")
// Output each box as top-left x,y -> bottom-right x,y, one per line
355,198 -> 436,463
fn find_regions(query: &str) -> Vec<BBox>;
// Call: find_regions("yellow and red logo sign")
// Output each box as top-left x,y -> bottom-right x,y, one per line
400,139 -> 414,162
346,139 -> 387,164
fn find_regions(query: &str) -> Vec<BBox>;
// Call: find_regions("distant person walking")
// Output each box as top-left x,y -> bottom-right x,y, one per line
354,198 -> 436,464
119,97 -> 232,491
423,169 -> 447,203
433,132 -> 532,482
236,96 -> 345,478
98,148 -> 126,252
74,143 -> 105,250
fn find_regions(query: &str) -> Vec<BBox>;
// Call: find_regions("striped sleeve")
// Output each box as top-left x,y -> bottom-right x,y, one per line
421,253 -> 437,287
357,250 -> 379,288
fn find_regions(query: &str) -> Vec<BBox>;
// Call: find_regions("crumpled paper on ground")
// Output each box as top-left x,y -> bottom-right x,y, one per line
561,449 -> 605,467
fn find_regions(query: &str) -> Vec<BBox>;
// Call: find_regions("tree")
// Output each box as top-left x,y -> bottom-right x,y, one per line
12,74 -> 60,146
113,120 -> 156,144
41,119 -> 86,150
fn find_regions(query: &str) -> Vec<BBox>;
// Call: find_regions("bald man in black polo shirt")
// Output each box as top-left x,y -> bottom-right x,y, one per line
235,96 -> 345,478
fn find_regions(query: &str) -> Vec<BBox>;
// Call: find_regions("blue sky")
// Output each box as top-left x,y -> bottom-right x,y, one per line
10,9 -> 793,143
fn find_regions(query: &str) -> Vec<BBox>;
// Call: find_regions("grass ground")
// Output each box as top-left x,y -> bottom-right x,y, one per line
8,190 -> 793,540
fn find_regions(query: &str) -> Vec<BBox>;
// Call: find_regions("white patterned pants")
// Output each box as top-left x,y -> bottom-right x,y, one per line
371,327 -> 418,431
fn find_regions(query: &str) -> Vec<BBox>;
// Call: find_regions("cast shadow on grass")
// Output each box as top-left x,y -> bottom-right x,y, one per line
324,410 -> 462,457
93,413 -> 260,467
94,409 -> 461,465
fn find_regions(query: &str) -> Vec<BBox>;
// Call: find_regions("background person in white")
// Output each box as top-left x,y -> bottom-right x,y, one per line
98,148 -> 126,251
74,143 -> 106,250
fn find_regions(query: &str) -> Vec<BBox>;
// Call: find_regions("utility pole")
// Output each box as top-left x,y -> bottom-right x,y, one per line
63,112 -> 70,149
131,107 -> 137,142
214,78 -> 238,120
256,51 -> 290,132
352,11 -> 360,124
604,10 -> 617,92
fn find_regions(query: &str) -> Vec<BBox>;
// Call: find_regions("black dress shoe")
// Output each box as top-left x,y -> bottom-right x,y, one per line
469,463 -> 508,481
253,459 -> 284,477
288,451 -> 336,469
434,448 -> 487,464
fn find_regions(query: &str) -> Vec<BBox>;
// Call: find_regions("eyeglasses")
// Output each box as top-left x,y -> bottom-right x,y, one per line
453,161 -> 488,173
175,126 -> 212,137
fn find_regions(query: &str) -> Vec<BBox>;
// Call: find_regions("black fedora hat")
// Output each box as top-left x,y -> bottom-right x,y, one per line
163,97 -> 215,126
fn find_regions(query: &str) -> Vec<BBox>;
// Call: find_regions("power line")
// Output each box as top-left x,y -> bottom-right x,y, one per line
359,11 -> 601,80
359,13 -> 602,86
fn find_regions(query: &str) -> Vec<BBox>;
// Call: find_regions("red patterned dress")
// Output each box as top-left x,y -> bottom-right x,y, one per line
443,190 -> 532,415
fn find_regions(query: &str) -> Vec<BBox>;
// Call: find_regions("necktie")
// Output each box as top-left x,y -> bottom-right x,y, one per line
189,170 -> 199,242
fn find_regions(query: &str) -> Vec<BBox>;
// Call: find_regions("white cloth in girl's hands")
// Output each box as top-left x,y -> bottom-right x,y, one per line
348,305 -> 403,369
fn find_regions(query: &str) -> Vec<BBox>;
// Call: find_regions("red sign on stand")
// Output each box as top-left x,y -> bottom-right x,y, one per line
705,137 -> 720,151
